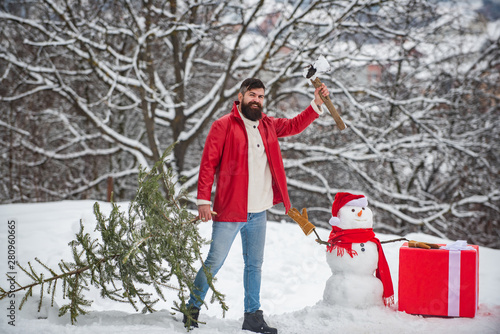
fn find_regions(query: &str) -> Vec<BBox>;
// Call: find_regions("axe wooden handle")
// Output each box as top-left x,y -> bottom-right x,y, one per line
311,77 -> 346,130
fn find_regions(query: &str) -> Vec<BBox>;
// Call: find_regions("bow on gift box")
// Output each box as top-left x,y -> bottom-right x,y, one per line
440,240 -> 475,251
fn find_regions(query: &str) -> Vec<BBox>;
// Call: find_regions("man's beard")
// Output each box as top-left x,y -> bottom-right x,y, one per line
240,100 -> 263,121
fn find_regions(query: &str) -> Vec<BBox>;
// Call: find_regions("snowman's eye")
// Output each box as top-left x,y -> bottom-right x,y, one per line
362,207 -> 365,210
351,209 -> 355,212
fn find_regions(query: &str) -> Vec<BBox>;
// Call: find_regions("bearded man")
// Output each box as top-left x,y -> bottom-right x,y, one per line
183,78 -> 329,333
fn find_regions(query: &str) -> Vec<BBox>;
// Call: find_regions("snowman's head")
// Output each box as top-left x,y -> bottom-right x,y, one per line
336,205 -> 373,229
329,192 -> 373,229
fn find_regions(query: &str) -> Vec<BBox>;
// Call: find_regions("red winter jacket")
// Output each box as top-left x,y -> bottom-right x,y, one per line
197,101 -> 320,222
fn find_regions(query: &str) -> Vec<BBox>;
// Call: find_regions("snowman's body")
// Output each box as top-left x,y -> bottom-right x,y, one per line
323,204 -> 384,307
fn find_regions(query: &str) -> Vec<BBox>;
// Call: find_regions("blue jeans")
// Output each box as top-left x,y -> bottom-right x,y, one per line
188,211 -> 267,313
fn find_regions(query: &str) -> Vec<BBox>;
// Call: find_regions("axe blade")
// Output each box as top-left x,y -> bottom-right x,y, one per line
303,55 -> 331,79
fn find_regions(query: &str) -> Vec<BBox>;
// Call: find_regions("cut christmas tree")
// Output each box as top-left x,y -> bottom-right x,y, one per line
0,144 -> 227,325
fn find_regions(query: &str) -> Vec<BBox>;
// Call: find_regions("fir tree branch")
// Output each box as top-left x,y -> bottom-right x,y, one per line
0,255 -> 118,300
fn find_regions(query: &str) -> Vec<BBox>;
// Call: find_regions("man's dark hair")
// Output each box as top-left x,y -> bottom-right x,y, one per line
239,78 -> 265,95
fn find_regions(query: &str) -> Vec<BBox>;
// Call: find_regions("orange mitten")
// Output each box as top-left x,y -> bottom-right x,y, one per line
287,208 -> 316,236
408,240 -> 440,249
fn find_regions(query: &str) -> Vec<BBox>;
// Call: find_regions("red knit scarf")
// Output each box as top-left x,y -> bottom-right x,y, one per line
327,226 -> 395,306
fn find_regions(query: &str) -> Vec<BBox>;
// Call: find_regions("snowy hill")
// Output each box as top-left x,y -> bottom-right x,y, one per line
1,200 -> 499,333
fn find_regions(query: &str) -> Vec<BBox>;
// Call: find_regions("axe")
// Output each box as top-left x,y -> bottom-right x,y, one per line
304,55 -> 347,130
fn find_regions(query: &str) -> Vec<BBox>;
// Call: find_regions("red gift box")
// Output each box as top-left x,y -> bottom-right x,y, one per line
398,242 -> 479,317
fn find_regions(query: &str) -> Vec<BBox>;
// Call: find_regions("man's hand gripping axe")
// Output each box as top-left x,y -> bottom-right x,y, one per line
304,55 -> 346,131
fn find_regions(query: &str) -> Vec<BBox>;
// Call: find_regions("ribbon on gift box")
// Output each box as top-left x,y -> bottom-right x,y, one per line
441,240 -> 476,316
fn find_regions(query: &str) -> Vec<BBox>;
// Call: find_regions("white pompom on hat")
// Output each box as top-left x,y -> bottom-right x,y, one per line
329,192 -> 368,226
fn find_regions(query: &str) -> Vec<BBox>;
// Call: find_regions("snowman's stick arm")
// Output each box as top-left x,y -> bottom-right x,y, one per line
380,237 -> 408,244
313,229 -> 329,246
379,238 -> 440,249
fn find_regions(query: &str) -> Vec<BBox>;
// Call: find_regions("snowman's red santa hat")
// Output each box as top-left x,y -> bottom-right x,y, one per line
329,192 -> 368,226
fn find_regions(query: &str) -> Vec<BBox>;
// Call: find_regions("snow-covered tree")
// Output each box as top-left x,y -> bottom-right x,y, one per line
1,0 -> 498,247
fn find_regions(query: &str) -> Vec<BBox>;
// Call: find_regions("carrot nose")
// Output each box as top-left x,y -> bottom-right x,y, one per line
357,210 -> 362,217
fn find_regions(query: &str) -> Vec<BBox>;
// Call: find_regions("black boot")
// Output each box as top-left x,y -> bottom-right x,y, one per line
182,306 -> 200,329
242,310 -> 278,334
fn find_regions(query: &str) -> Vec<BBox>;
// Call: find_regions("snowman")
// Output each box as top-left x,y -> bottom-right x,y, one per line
323,192 -> 394,308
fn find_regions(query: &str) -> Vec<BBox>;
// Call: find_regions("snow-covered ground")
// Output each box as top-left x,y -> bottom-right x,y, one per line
0,200 -> 499,333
